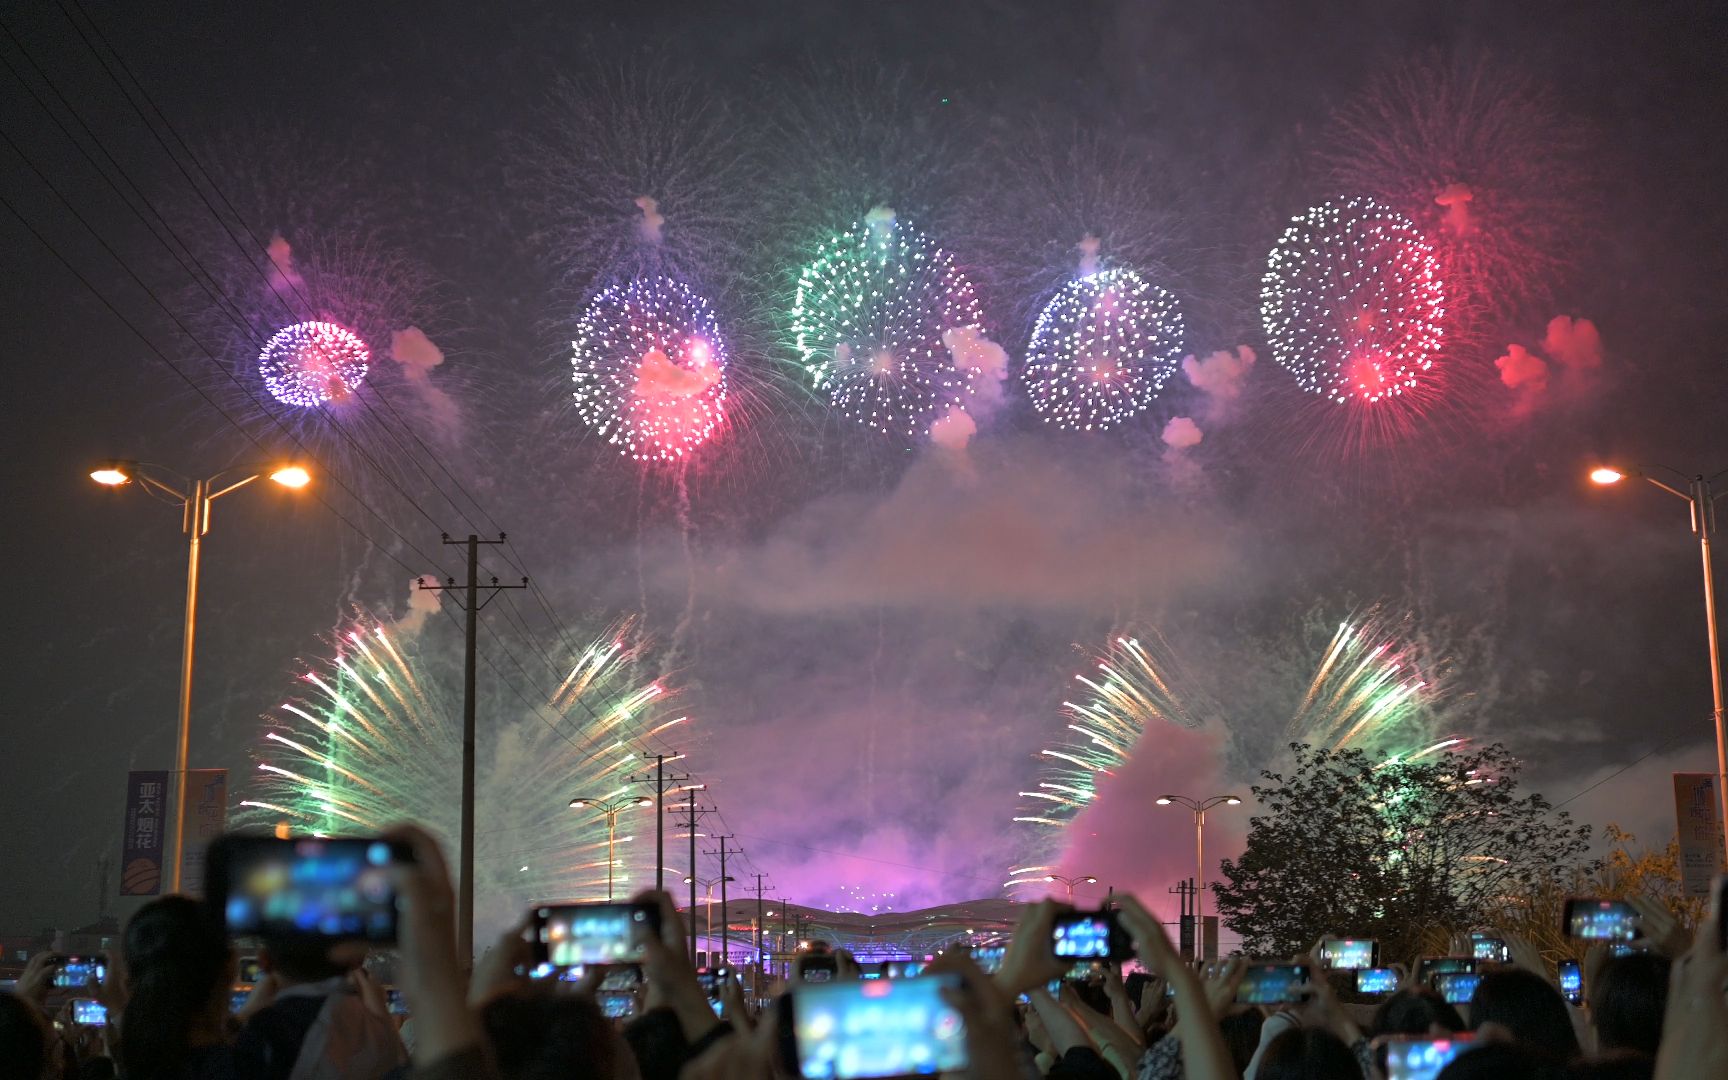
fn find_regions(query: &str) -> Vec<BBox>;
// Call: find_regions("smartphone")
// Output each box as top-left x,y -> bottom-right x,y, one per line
1320,938 -> 1378,969
1234,963 -> 1309,1005
208,835 -> 410,943
1433,972 -> 1481,1005
788,974 -> 968,1079
1563,898 -> 1640,940
1051,910 -> 1132,962
386,988 -> 409,1015
1356,967 -> 1399,995
52,956 -> 107,989
237,957 -> 262,984
1383,1034 -> 1477,1080
882,960 -> 926,979
969,946 -> 1006,974
699,968 -> 733,997
229,988 -> 252,1013
1557,959 -> 1582,1005
798,953 -> 839,981
1469,934 -> 1509,963
1415,956 -> 1475,985
532,903 -> 661,967
1065,960 -> 1106,983
71,999 -> 107,1026
598,990 -> 638,1020
1608,943 -> 1647,958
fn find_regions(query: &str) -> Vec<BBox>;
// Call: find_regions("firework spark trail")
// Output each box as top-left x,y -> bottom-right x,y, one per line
242,614 -> 683,934
1006,633 -> 1204,891
1288,616 -> 1460,762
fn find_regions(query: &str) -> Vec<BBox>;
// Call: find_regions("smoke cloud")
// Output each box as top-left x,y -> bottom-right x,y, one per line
943,325 -> 1011,415
389,327 -> 463,442
1542,315 -> 1603,372
1181,346 -> 1257,418
265,232 -> 304,295
398,574 -> 444,636
1077,233 -> 1102,276
1434,182 -> 1476,238
864,204 -> 897,239
635,195 -> 665,244
633,346 -> 722,398
1495,316 -> 1604,414
1161,416 -> 1203,451
928,406 -> 978,453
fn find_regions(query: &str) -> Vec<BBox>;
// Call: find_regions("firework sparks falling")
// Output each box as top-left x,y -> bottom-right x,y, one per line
1261,196 -> 1447,411
258,321 -> 371,408
241,615 -> 685,935
571,275 -> 730,462
1006,634 -> 1204,892
1023,268 -> 1186,432
792,210 -> 984,439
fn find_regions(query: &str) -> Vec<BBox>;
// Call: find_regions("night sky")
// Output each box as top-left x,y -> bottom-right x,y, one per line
3,0 -> 1726,935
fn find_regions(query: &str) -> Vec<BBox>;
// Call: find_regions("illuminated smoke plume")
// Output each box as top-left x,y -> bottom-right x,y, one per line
398,575 -> 444,636
929,407 -> 979,453
1434,183 -> 1475,238
943,326 -> 1011,414
265,232 -> 305,295
1161,416 -> 1203,470
1181,346 -> 1258,415
1077,234 -> 1102,276
635,195 -> 665,245
1542,315 -> 1603,373
1495,344 -> 1549,404
1495,316 -> 1603,414
390,327 -> 463,442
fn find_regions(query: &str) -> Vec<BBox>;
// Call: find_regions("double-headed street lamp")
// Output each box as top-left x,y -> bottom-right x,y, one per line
570,795 -> 653,899
1043,873 -> 1097,901
1155,794 -> 1242,927
92,459 -> 311,893
1591,464 -> 1728,861
684,874 -> 736,959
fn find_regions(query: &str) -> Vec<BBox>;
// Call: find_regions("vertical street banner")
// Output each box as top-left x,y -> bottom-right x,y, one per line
178,769 -> 228,897
120,770 -> 168,896
1672,772 -> 1724,898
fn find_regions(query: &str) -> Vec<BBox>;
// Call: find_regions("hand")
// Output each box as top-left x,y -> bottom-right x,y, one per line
1628,895 -> 1689,959
384,822 -> 480,1065
995,899 -> 1072,996
235,972 -> 281,1022
468,914 -> 533,1007
1201,955 -> 1247,1016
17,951 -> 58,1007
1292,958 -> 1361,1044
1583,941 -> 1612,999
930,951 -> 1023,1080
1116,895 -> 1236,1080
631,890 -> 721,1042
351,966 -> 390,1019
1653,915 -> 1728,1080
718,972 -> 752,1031
1501,932 -> 1547,980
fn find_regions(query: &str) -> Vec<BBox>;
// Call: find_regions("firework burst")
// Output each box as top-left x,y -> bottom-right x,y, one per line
571,276 -> 730,462
792,211 -> 985,439
1023,268 -> 1186,432
1288,615 -> 1462,763
240,613 -> 688,935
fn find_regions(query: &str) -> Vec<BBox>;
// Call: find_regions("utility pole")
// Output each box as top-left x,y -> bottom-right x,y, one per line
676,794 -> 713,962
704,836 -> 743,967
418,534 -> 526,966
629,753 -> 689,893
748,873 -> 770,997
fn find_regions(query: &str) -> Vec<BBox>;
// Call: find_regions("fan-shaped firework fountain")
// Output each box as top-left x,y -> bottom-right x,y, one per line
792,210 -> 984,439
1023,269 -> 1185,432
1288,617 -> 1463,763
571,275 -> 730,462
240,614 -> 687,935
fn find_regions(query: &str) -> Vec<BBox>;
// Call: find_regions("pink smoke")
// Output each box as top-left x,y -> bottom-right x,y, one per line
635,195 -> 665,245
1181,346 -> 1257,414
929,406 -> 978,453
633,345 -> 721,399
1542,315 -> 1603,372
265,232 -> 305,295
1434,182 -> 1475,238
1496,315 -> 1604,415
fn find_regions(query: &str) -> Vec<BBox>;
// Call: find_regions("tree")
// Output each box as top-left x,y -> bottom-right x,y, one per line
1214,742 -> 1595,962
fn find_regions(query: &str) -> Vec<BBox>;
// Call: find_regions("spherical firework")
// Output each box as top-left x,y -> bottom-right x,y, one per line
257,320 -> 371,408
1023,269 -> 1185,432
242,614 -> 687,938
792,213 -> 984,438
1260,197 -> 1446,408
571,275 -> 729,462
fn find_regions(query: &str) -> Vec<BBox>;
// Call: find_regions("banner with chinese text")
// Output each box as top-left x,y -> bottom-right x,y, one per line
178,769 -> 228,897
120,771 -> 168,896
1672,772 -> 1724,898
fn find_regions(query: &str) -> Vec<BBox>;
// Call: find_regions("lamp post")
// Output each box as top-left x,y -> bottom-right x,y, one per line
1043,873 -> 1097,902
1155,795 -> 1242,927
1591,464 -> 1728,862
570,795 -> 653,899
684,874 -> 735,960
92,459 -> 310,894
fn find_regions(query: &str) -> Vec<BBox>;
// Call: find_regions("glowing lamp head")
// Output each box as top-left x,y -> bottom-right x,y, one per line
1043,875 -> 1057,882
1155,797 -> 1173,805
1590,467 -> 1626,485
1225,796 -> 1243,805
90,462 -> 132,486
633,797 -> 653,807
1083,876 -> 1097,884
569,798 -> 590,808
270,465 -> 311,488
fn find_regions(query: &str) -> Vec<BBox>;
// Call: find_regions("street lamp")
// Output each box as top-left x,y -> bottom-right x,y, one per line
1590,463 -> 1728,861
1042,873 -> 1098,901
684,874 -> 736,960
92,458 -> 311,893
1155,795 -> 1242,929
570,795 -> 653,899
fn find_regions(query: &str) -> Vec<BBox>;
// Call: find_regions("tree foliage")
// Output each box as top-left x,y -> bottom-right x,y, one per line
1214,742 -> 1595,961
